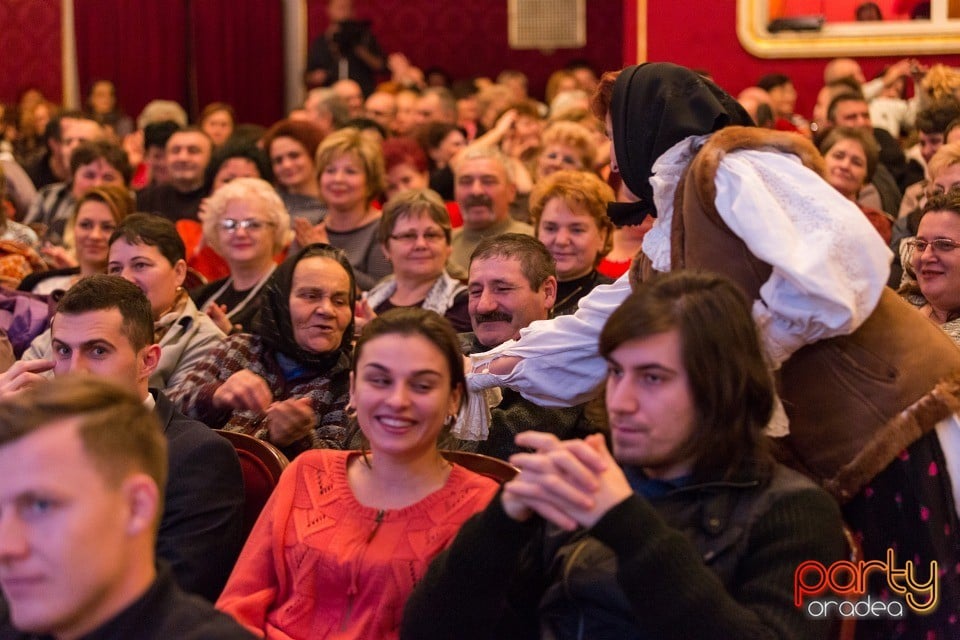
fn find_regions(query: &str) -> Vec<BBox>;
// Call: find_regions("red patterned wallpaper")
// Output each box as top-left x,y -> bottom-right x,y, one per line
306,0 -> 625,100
0,1 -> 62,104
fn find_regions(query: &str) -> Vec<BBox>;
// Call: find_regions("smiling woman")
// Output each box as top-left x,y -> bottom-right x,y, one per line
216,307 -> 498,640
168,243 -> 355,459
901,188 -> 960,341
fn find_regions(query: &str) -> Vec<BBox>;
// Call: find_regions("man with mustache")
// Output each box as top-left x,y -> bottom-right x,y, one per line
458,233 -> 603,459
449,145 -> 533,274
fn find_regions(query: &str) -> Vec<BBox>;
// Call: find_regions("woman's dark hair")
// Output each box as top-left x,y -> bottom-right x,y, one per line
351,307 -> 467,457
204,139 -> 273,191
818,125 -> 879,183
109,213 -> 185,266
262,118 -> 323,162
70,139 -> 134,184
598,270 -> 775,481
415,122 -> 465,169
353,307 -> 466,411
382,137 -> 429,174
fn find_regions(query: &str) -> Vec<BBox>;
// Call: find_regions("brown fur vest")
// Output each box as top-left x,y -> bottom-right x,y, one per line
644,126 -> 960,502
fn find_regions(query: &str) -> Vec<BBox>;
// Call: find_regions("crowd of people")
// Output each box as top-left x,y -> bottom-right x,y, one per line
1,1 -> 960,637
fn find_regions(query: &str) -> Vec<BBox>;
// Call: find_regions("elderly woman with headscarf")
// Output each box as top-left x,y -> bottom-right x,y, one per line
462,63 -> 960,639
169,243 -> 354,459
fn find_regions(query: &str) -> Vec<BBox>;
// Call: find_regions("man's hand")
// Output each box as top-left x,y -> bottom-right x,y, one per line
205,303 -> 237,335
213,370 -> 273,412
0,359 -> 54,399
264,396 -> 315,447
294,217 -> 329,247
504,432 -> 632,530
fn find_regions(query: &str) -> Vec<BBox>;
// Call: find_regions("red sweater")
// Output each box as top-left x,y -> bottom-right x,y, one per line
217,449 -> 498,640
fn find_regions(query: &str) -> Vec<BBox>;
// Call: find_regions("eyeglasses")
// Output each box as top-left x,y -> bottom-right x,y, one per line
907,238 -> 960,254
218,219 -> 275,233
388,230 -> 447,244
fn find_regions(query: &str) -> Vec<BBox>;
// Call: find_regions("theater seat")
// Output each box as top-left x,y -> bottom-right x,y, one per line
216,430 -> 289,537
441,450 -> 518,483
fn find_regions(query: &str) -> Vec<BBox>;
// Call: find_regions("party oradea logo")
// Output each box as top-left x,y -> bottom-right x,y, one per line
794,549 -> 939,619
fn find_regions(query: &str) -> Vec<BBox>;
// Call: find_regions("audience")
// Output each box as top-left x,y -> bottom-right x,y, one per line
136,127 -> 213,222
415,121 -> 467,201
299,127 -> 391,290
199,102 -> 236,148
193,177 -> 290,334
101,214 -> 225,391
360,189 -> 470,332
534,120 -> 596,181
0,375 -> 253,637
21,183 -> 134,295
449,145 -> 533,273
169,244 -> 354,458
7,48 -> 960,637
262,118 -> 326,224
24,137 -> 129,246
900,189 -> 960,340
85,79 -> 133,140
529,170 -> 614,316
302,87 -> 349,138
403,270 -> 846,640
818,126 -> 893,242
217,307 -> 497,639
826,92 -> 905,214
459,233 -> 605,458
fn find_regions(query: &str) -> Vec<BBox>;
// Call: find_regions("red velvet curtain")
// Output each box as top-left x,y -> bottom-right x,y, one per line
74,0 -> 189,120
73,0 -> 283,127
189,0 -> 284,127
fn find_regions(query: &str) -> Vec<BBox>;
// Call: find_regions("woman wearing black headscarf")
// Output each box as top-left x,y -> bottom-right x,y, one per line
464,63 -> 960,639
170,243 -> 355,459
467,63 -> 890,423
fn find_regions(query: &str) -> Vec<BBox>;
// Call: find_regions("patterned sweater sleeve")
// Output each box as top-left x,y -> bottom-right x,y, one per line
167,333 -> 260,428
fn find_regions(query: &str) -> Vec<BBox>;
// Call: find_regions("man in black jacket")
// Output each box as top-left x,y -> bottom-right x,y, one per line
0,276 -> 244,601
0,376 -> 254,639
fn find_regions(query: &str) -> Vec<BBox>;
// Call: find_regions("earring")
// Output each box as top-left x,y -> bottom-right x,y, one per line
444,414 -> 455,427
345,403 -> 357,419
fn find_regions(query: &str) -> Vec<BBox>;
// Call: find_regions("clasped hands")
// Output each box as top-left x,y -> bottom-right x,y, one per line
502,431 -> 634,531
213,370 -> 315,447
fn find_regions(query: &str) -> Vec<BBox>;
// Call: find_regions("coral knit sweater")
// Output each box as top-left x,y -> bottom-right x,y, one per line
217,449 -> 498,640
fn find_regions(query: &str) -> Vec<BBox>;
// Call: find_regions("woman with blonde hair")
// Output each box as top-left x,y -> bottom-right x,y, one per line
534,121 -> 596,181
21,184 -> 135,295
297,127 -> 390,290
193,177 -> 291,333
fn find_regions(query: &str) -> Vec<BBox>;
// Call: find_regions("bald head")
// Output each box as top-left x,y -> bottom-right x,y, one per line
824,58 -> 866,85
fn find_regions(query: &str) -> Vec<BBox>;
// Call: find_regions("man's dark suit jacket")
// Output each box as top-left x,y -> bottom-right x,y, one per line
154,390 -> 245,602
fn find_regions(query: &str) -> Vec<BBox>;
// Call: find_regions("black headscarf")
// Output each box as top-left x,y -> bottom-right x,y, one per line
251,243 -> 357,370
609,63 -> 753,225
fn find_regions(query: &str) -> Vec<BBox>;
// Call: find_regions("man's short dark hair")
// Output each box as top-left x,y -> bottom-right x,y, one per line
756,73 -> 791,92
827,92 -> 868,124
0,375 -> 167,503
55,275 -> 154,352
599,270 -> 775,481
204,139 -> 273,190
470,233 -> 556,291
143,120 -> 180,150
55,110 -> 95,142
916,99 -> 960,136
69,139 -> 133,184
109,213 -> 186,266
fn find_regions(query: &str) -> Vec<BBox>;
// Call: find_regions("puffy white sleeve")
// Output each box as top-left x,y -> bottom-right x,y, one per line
467,276 -> 632,407
714,150 -> 892,366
